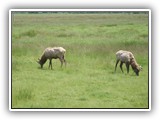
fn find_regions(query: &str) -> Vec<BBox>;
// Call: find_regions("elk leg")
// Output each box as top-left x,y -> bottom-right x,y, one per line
125,62 -> 130,73
63,55 -> 66,67
120,61 -> 124,73
50,59 -> 52,69
115,60 -> 119,72
64,59 -> 66,67
48,60 -> 51,69
59,58 -> 63,67
49,59 -> 52,69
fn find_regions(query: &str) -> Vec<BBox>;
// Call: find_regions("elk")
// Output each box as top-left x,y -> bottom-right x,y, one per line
37,47 -> 66,69
114,50 -> 142,76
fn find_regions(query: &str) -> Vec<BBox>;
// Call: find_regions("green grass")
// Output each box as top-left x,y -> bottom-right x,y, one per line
11,13 -> 149,109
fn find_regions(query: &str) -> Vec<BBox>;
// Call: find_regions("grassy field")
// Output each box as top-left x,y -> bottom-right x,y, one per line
11,12 -> 149,109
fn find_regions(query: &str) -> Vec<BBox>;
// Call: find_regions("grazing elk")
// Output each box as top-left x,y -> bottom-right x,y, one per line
115,50 -> 142,76
37,47 -> 66,69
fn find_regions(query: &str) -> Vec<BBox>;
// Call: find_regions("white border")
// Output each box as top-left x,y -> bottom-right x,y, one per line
148,9 -> 151,111
10,9 -> 150,12
9,9 -> 151,111
9,9 -> 12,112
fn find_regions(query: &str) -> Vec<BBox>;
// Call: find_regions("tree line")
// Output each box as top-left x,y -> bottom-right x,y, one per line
12,11 -> 148,14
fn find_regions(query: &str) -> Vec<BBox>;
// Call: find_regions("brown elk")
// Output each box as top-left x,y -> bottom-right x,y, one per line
37,47 -> 66,69
115,50 -> 142,76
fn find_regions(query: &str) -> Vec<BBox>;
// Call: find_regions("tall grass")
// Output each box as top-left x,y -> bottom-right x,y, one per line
11,13 -> 149,109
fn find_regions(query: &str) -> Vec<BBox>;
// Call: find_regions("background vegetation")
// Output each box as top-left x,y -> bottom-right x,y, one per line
11,12 -> 149,108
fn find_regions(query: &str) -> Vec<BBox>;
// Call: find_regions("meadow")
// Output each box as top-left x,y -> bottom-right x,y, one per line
11,12 -> 149,109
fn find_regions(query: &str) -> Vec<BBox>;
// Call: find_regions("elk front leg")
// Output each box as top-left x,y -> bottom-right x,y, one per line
120,61 -> 124,73
115,60 -> 119,72
59,58 -> 63,67
49,59 -> 52,69
125,62 -> 130,74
